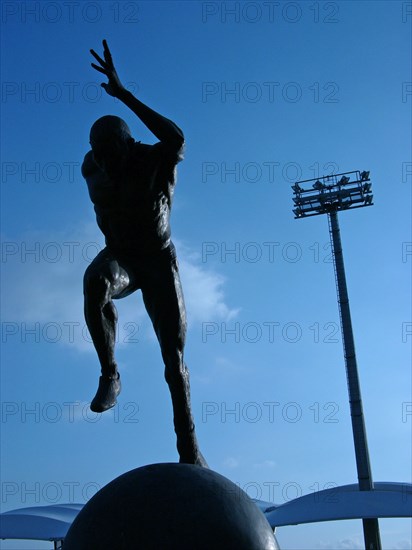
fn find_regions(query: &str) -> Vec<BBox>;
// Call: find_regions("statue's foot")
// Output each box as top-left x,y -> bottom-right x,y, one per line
90,373 -> 121,413
178,437 -> 209,468
179,450 -> 208,468
194,450 -> 209,468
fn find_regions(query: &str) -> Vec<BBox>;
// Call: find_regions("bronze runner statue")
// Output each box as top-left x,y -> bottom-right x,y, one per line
81,40 -> 206,467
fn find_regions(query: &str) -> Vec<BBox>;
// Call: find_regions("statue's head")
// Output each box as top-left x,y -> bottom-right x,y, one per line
90,115 -> 133,177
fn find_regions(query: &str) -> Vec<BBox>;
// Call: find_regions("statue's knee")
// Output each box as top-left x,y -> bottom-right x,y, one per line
164,356 -> 187,385
165,366 -> 179,386
162,344 -> 182,364
83,270 -> 111,300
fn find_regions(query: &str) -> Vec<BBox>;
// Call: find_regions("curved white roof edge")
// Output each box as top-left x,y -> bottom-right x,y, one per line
0,503 -> 83,541
1,482 -> 411,541
260,482 -> 412,528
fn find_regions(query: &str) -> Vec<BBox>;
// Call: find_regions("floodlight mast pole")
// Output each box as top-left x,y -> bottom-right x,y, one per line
292,171 -> 381,550
328,208 -> 381,550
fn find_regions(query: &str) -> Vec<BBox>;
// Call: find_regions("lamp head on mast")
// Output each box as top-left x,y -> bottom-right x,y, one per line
292,170 -> 373,219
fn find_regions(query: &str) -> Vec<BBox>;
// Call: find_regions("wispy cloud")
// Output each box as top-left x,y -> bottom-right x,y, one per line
253,460 -> 277,469
192,356 -> 247,385
223,456 -> 240,468
2,227 -> 238,351
2,223 -> 116,352
315,537 -> 363,549
175,239 -> 240,324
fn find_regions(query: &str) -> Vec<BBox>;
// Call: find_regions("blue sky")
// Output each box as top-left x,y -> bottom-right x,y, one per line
1,1 -> 411,548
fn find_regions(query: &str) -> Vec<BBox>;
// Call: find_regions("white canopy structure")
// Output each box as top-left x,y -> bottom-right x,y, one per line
256,482 -> 412,528
0,503 -> 83,549
1,482 -> 411,548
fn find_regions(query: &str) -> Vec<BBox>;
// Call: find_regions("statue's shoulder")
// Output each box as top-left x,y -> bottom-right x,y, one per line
130,141 -> 154,158
133,141 -> 184,164
81,150 -> 98,179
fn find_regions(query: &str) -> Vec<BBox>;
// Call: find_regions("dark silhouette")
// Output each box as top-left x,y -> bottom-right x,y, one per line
81,40 -> 206,467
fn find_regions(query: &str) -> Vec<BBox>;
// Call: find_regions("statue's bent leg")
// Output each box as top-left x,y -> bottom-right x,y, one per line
142,255 -> 207,467
83,248 -> 135,412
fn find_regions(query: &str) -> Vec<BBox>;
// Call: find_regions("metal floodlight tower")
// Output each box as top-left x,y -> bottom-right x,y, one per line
292,170 -> 382,550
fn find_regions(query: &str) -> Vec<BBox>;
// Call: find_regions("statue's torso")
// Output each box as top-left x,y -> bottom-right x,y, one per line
82,142 -> 181,255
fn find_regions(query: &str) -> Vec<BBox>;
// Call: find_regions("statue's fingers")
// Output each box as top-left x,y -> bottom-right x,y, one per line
91,63 -> 108,75
90,49 -> 106,67
102,39 -> 112,57
103,41 -> 114,67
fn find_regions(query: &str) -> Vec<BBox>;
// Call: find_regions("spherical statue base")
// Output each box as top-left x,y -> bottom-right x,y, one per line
64,463 -> 279,550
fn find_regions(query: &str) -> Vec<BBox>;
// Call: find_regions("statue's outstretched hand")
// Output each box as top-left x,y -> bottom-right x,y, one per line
90,40 -> 125,97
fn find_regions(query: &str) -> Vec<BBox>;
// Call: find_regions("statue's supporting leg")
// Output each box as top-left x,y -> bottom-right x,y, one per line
163,350 -> 206,466
142,255 -> 207,466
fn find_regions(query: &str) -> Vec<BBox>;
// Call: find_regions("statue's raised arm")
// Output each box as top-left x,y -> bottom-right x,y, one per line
90,40 -> 184,149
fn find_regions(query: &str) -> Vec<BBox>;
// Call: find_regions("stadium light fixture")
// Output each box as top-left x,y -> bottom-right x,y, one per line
292,170 -> 381,550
